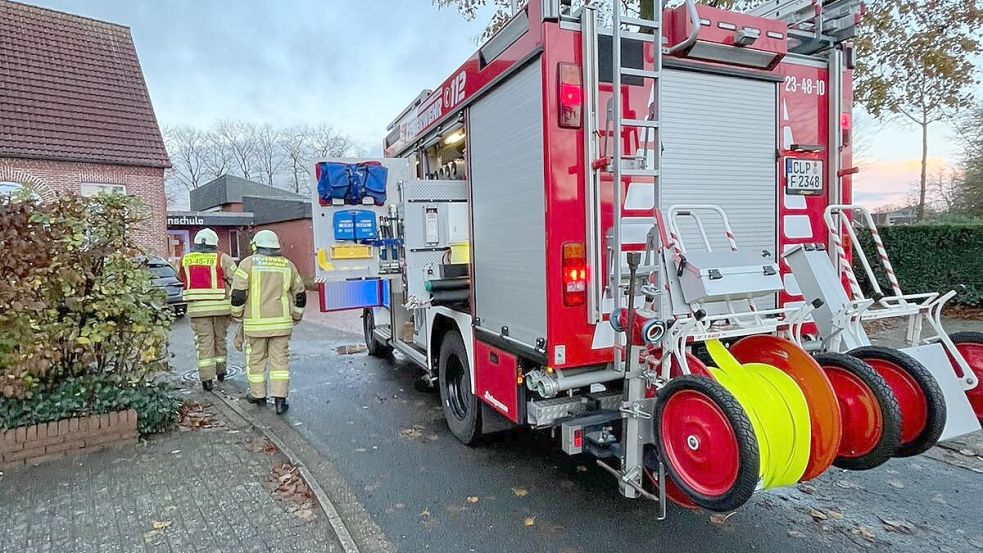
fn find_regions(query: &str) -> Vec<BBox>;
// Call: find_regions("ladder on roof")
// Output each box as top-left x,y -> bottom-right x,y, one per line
746,0 -> 863,54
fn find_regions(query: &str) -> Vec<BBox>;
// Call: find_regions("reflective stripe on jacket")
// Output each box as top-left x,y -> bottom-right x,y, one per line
231,254 -> 305,337
180,252 -> 237,317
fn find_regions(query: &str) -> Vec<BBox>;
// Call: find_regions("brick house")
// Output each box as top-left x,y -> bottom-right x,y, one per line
0,1 -> 170,254
167,175 -> 315,280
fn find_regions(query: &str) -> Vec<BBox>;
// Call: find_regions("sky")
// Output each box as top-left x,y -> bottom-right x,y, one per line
27,0 -> 970,209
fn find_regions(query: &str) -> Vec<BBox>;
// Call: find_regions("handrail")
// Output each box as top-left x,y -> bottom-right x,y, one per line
665,0 -> 700,54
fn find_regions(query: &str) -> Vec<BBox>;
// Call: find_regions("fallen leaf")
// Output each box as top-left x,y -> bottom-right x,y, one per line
709,512 -> 736,525
853,525 -> 877,542
797,483 -> 816,495
810,509 -> 828,522
887,479 -> 905,489
524,517 -> 536,527
420,509 -> 431,518
827,510 -> 844,520
788,530 -> 807,539
835,479 -> 857,489
512,487 -> 528,497
467,496 -> 479,504
151,520 -> 171,530
880,517 -> 915,534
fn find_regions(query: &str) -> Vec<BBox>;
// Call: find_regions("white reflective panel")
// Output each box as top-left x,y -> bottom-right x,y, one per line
783,214 -> 814,239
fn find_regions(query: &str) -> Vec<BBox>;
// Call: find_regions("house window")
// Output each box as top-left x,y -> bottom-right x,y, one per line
229,229 -> 241,259
0,181 -> 40,200
80,183 -> 127,197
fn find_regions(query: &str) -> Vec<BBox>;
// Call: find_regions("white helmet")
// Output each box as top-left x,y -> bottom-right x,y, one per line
251,229 -> 280,249
193,228 -> 219,247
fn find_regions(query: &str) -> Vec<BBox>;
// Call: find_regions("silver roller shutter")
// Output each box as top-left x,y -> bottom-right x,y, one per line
469,60 -> 547,347
660,69 -> 778,263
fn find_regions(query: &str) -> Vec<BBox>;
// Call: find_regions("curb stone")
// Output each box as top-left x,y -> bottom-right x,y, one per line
208,389 -> 362,553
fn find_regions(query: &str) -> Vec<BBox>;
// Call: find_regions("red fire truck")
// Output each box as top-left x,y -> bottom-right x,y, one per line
311,0 -> 982,515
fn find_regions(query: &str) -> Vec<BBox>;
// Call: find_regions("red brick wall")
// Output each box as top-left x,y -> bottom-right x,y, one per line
264,219 -> 315,281
0,158 -> 167,255
0,410 -> 138,469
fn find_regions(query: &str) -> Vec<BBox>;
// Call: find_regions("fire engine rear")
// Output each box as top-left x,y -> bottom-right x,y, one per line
310,0 -> 983,515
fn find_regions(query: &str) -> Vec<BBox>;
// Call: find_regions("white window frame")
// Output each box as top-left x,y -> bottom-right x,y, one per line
80,183 -> 127,197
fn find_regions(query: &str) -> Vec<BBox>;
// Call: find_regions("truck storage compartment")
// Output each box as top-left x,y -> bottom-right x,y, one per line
469,59 -> 547,349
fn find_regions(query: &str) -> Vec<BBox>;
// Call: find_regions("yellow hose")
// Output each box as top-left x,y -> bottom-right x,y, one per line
705,340 -> 811,489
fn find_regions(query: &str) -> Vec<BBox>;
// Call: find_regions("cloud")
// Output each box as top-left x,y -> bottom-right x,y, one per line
853,157 -> 949,208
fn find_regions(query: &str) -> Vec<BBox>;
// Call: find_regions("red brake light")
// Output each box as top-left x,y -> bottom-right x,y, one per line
573,428 -> 584,449
558,63 -> 582,129
841,113 -> 852,147
562,242 -> 587,306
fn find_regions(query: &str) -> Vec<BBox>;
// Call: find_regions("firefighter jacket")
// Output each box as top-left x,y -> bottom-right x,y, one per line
179,250 -> 237,317
230,253 -> 306,337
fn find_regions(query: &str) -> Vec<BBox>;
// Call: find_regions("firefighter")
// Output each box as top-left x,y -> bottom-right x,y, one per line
179,228 -> 238,391
230,230 -> 306,414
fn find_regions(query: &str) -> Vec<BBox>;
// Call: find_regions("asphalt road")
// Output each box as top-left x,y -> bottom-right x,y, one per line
170,315 -> 983,553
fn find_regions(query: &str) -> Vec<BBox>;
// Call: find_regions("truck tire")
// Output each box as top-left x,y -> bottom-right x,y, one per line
816,352 -> 900,470
438,330 -> 481,445
654,375 -> 759,513
849,346 -> 946,458
947,331 -> 983,422
363,309 -> 393,358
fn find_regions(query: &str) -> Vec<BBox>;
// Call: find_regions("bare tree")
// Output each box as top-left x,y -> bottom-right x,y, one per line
308,123 -> 356,159
202,129 -> 235,181
163,125 -> 209,190
255,123 -> 287,186
215,120 -> 259,179
280,126 -> 311,194
929,165 -> 962,213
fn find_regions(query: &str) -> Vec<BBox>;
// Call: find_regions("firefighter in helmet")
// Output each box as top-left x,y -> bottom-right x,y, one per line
230,229 -> 306,414
179,228 -> 238,391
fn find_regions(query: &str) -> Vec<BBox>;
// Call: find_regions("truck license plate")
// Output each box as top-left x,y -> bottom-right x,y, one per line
784,158 -> 824,195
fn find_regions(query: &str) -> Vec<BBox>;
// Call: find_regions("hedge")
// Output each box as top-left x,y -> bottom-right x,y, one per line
854,225 -> 983,307
0,374 -> 182,435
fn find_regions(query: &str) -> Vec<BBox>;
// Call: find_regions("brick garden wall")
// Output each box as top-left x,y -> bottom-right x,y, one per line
0,410 -> 138,469
0,158 -> 168,255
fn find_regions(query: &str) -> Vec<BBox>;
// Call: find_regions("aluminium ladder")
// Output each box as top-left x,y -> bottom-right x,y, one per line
581,0 -> 666,507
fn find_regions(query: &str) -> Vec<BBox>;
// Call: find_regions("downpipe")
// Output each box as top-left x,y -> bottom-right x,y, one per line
525,367 -> 624,398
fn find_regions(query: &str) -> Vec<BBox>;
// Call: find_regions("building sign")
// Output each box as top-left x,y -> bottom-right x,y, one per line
166,212 -> 253,227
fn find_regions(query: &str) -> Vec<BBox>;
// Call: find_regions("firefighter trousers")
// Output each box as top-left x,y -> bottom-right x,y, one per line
190,315 -> 230,382
244,335 -> 291,399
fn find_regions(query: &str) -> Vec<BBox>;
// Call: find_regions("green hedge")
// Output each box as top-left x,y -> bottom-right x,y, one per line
854,225 -> 983,307
0,374 -> 182,435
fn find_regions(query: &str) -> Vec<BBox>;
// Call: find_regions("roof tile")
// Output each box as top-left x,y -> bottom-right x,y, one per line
0,0 -> 170,167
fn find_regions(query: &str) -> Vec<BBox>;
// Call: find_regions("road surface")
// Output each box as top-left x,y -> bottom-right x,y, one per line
169,315 -> 983,553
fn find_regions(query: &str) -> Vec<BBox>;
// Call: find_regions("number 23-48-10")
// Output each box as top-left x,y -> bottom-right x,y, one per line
784,76 -> 826,96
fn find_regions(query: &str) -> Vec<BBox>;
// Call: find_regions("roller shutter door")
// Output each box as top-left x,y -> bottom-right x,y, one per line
660,69 -> 778,263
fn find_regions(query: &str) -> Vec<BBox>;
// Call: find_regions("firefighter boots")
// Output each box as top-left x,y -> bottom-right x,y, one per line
275,398 -> 289,415
246,395 -> 267,406
202,380 -> 214,392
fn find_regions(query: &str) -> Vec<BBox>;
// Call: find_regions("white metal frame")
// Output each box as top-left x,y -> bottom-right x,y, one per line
822,204 -> 978,390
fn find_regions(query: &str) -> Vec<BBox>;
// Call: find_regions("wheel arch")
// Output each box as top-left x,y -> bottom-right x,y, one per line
428,307 -> 475,392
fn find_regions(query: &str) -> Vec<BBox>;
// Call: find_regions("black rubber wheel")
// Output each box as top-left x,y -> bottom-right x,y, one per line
815,352 -> 901,470
438,331 -> 481,445
848,346 -> 946,458
653,375 -> 759,513
949,331 -> 983,422
362,308 -> 393,358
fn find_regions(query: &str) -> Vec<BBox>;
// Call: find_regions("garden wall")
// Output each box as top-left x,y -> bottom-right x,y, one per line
0,409 -> 138,469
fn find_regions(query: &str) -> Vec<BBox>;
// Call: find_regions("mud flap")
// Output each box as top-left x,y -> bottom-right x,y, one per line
481,402 -> 514,434
902,344 -> 981,441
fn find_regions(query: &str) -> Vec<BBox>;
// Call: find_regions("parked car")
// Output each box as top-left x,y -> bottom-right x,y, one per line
139,256 -> 186,317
